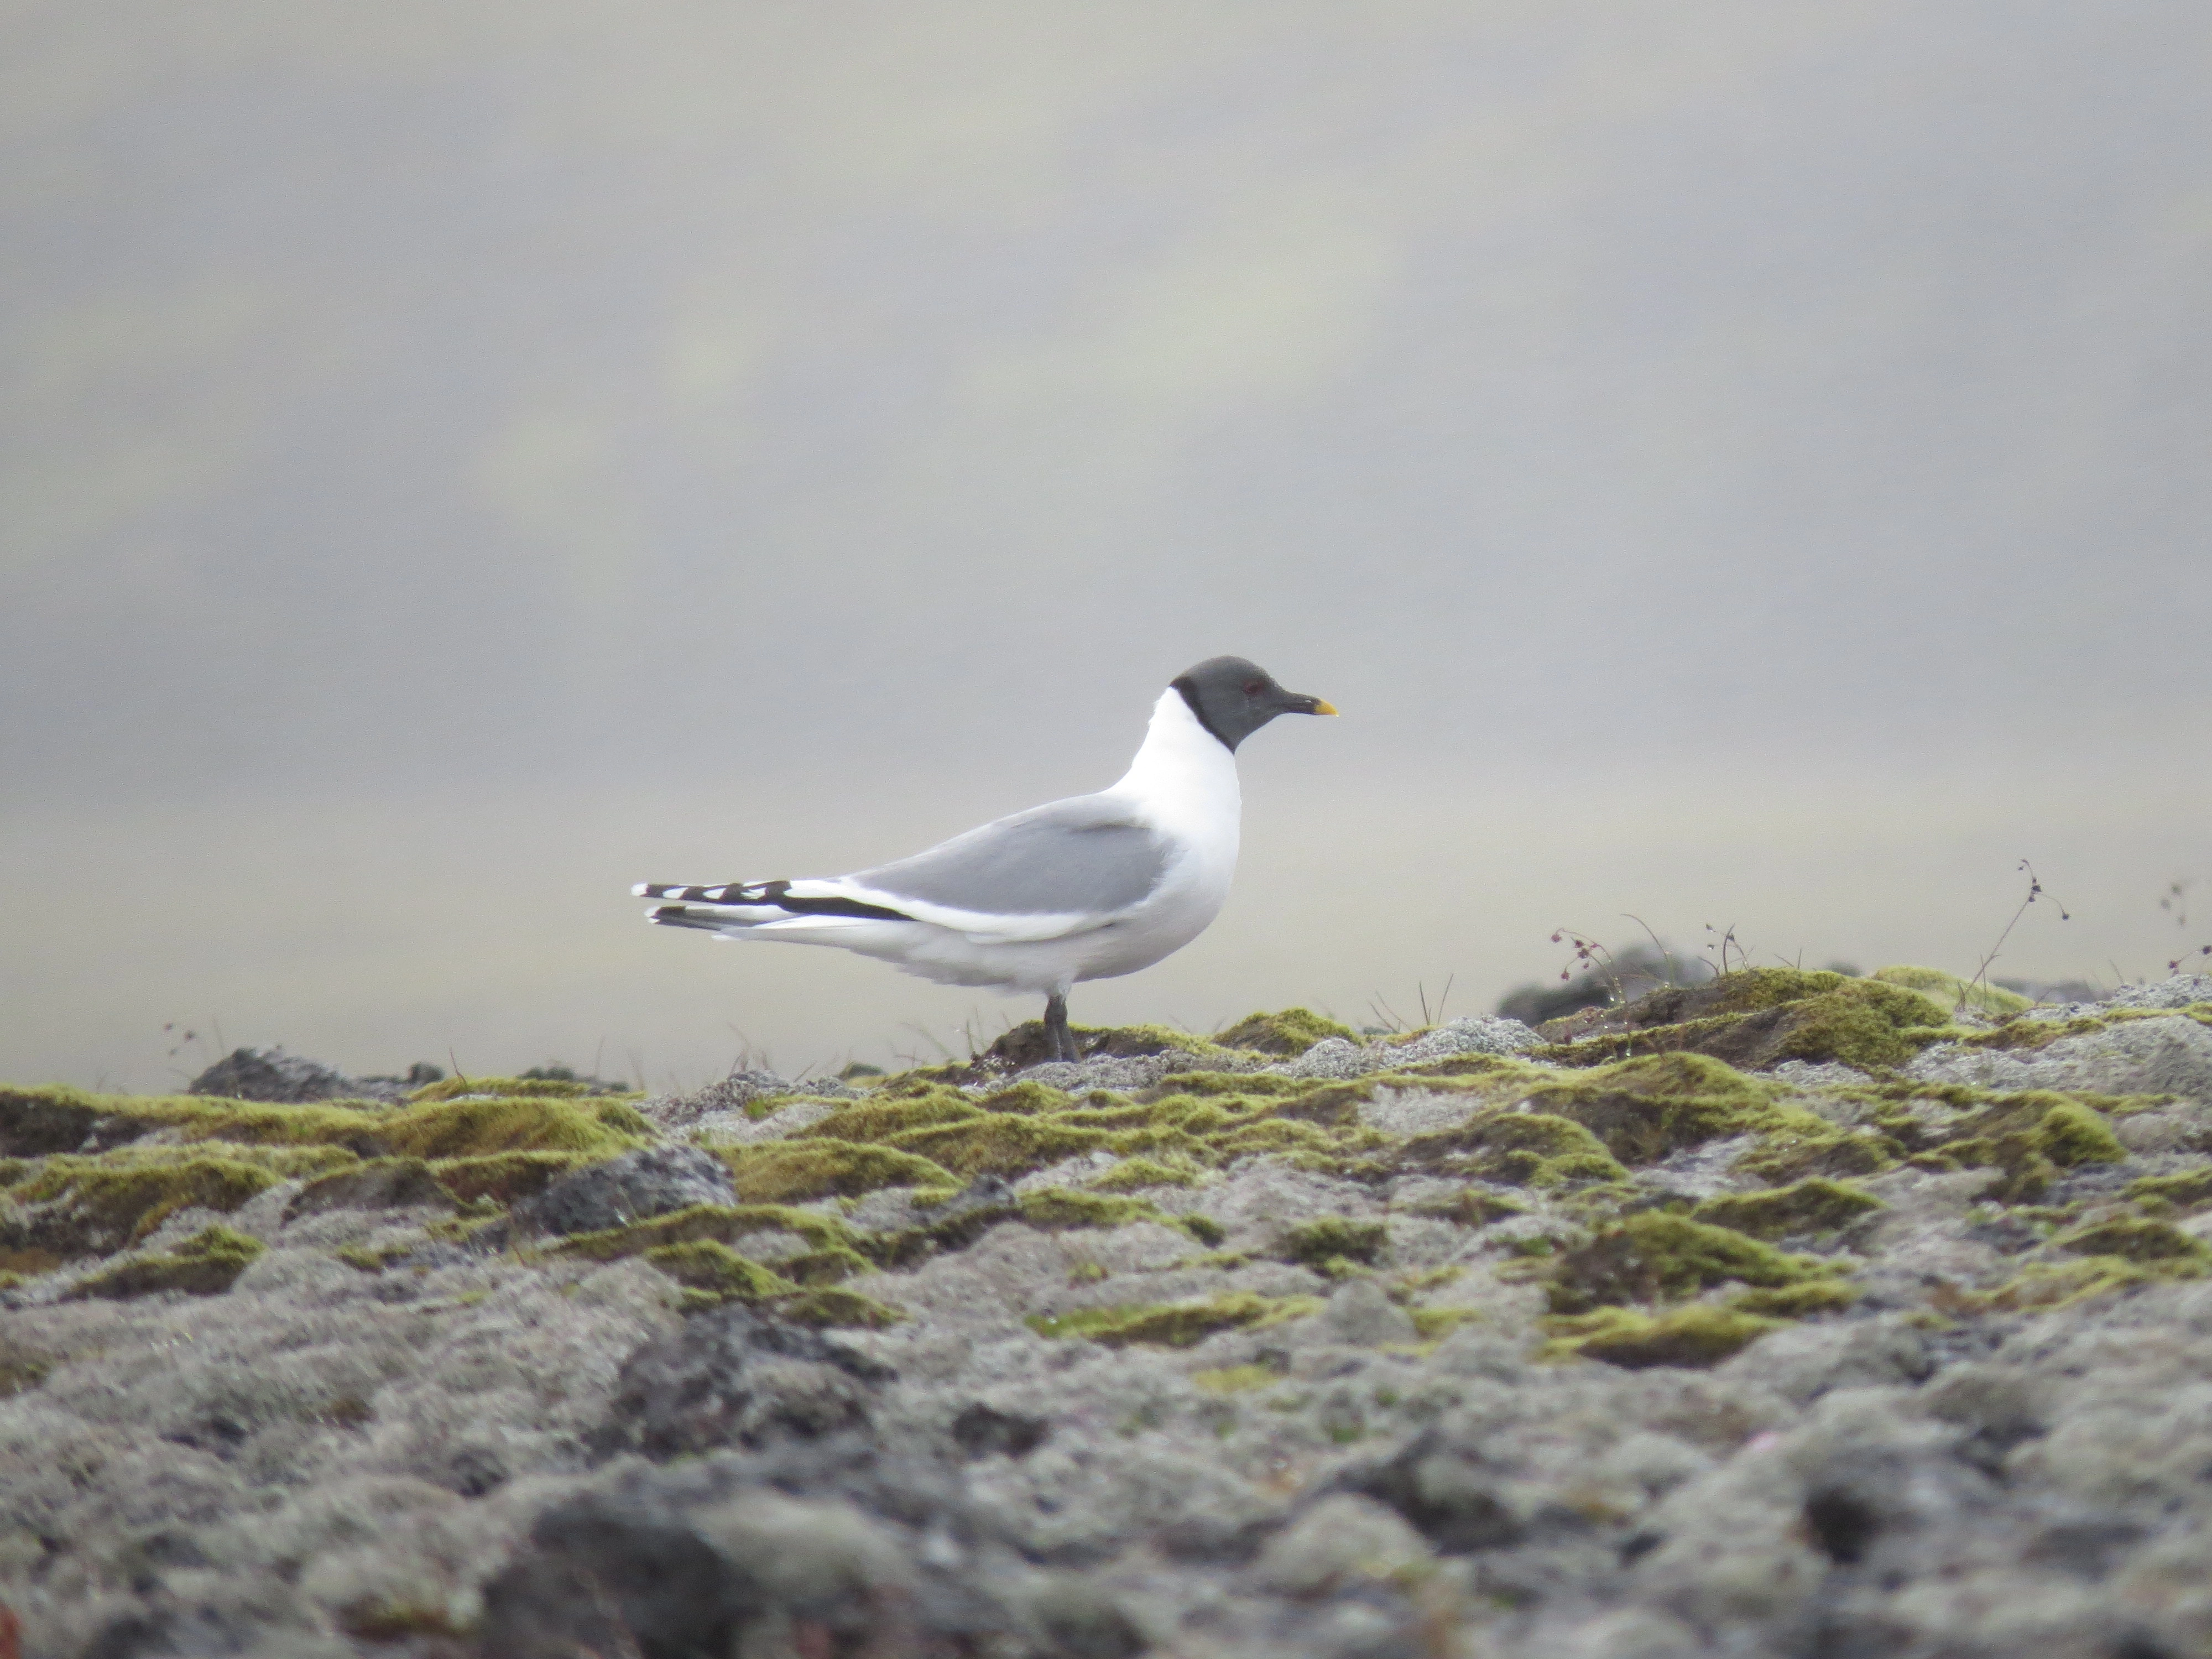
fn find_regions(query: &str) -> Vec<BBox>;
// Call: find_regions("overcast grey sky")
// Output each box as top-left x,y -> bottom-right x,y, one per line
5,1 -> 2209,1092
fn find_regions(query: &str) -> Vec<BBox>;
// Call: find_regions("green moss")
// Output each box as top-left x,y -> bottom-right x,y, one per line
890,1116 -> 1113,1180
718,1139 -> 956,1203
1692,1178 -> 1885,1241
379,1095 -> 650,1159
1918,1092 -> 2127,1201
1408,1307 -> 1482,1340
1541,1305 -> 1781,1369
1547,1212 -> 1838,1315
67,1224 -> 264,1300
1278,1217 -> 1390,1268
1402,1110 -> 1630,1187
777,1287 -> 904,1329
795,1096 -> 984,1142
1522,1053 -> 1795,1167
1410,1189 -> 1530,1227
406,1074 -> 602,1101
1192,1363 -> 1277,1394
1733,1129 -> 1902,1185
778,1247 -> 875,1285
641,1239 -> 799,1302
1871,965 -> 2033,1018
1980,1255 -> 2173,1311
1026,1291 -> 1323,1348
1215,1008 -> 1360,1056
1181,1213 -> 1227,1247
15,1154 -> 286,1248
556,1202 -> 870,1264
2054,1216 -> 2211,1264
426,1151 -> 600,1204
1546,969 -> 1957,1073
1016,1189 -> 1164,1232
1729,1280 -> 1859,1317
1090,1156 -> 1201,1191
2129,1170 -> 2212,1213
1157,1072 -> 1312,1099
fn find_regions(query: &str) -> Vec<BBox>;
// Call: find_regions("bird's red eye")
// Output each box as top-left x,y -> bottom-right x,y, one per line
1243,681 -> 1265,696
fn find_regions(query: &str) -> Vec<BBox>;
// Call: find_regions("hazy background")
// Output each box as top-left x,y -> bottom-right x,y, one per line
5,1 -> 2209,1093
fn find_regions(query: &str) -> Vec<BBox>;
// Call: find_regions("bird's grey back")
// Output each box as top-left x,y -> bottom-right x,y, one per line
849,795 -> 1170,917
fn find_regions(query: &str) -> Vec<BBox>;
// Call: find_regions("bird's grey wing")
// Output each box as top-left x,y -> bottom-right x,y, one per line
800,794 -> 1172,941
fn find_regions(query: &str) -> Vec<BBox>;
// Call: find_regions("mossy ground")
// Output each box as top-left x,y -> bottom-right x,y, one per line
1214,1008 -> 1359,1056
66,1225 -> 265,1300
4,995 -> 2190,1372
1540,1305 -> 1782,1369
1027,1292 -> 1323,1349
1545,1212 -> 1841,1316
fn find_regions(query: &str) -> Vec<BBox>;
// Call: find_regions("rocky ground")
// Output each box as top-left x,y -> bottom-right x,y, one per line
5,967 -> 2212,1658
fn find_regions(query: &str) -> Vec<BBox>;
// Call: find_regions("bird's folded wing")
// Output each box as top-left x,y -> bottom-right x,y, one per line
793,794 -> 1173,943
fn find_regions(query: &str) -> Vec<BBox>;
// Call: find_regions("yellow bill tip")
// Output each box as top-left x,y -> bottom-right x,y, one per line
1312,698 -> 1339,717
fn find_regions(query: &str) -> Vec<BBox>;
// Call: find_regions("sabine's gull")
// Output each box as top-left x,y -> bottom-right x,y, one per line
635,656 -> 1337,1062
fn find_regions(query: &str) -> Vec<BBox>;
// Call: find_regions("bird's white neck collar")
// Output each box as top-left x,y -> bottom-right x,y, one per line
1112,686 -> 1240,814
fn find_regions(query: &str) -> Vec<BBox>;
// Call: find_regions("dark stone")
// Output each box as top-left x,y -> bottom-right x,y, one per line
1804,1485 -> 1881,1564
951,1402 -> 1051,1460
1030,1575 -> 1147,1659
589,1303 -> 893,1462
186,1047 -> 363,1104
479,1494 -> 760,1659
511,1145 -> 737,1238
1337,1430 -> 1526,1554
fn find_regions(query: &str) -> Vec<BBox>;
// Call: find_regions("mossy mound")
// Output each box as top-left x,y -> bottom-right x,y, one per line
425,1151 -> 605,1204
2128,1170 -> 2212,1213
717,1140 -> 957,1204
1027,1291 -> 1322,1349
645,1240 -> 800,1303
1692,1178 -> 1885,1241
1519,1053 -> 1811,1167
378,1095 -> 651,1159
1214,1008 -> 1359,1056
1401,1110 -> 1629,1187
67,1225 -> 265,1300
1015,1189 -> 1172,1233
1277,1217 -> 1390,1269
1878,1088 -> 2126,1202
9,1152 -> 295,1251
1545,969 -> 1956,1073
777,1287 -> 905,1329
2053,1216 -> 2211,1265
978,1020 -> 1234,1073
1870,965 -> 2033,1018
1546,1212 -> 1840,1316
557,1201 -> 872,1265
1542,1305 -> 1782,1369
1978,1256 -> 2183,1312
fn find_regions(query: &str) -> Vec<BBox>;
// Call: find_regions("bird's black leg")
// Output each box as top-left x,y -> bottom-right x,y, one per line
1044,994 -> 1077,1064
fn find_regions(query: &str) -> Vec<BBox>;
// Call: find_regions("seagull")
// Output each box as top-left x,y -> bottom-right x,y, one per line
634,656 -> 1337,1063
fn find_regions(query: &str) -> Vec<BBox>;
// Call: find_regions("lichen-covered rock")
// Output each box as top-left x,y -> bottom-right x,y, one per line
15,977 -> 2212,1657
510,1142 -> 737,1237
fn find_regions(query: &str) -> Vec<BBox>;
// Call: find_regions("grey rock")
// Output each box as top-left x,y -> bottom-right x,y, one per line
2106,973 -> 2212,1010
644,1068 -> 854,1128
186,1046 -> 364,1103
588,1303 -> 893,1462
1907,1010 -> 2212,1104
511,1144 -> 737,1238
